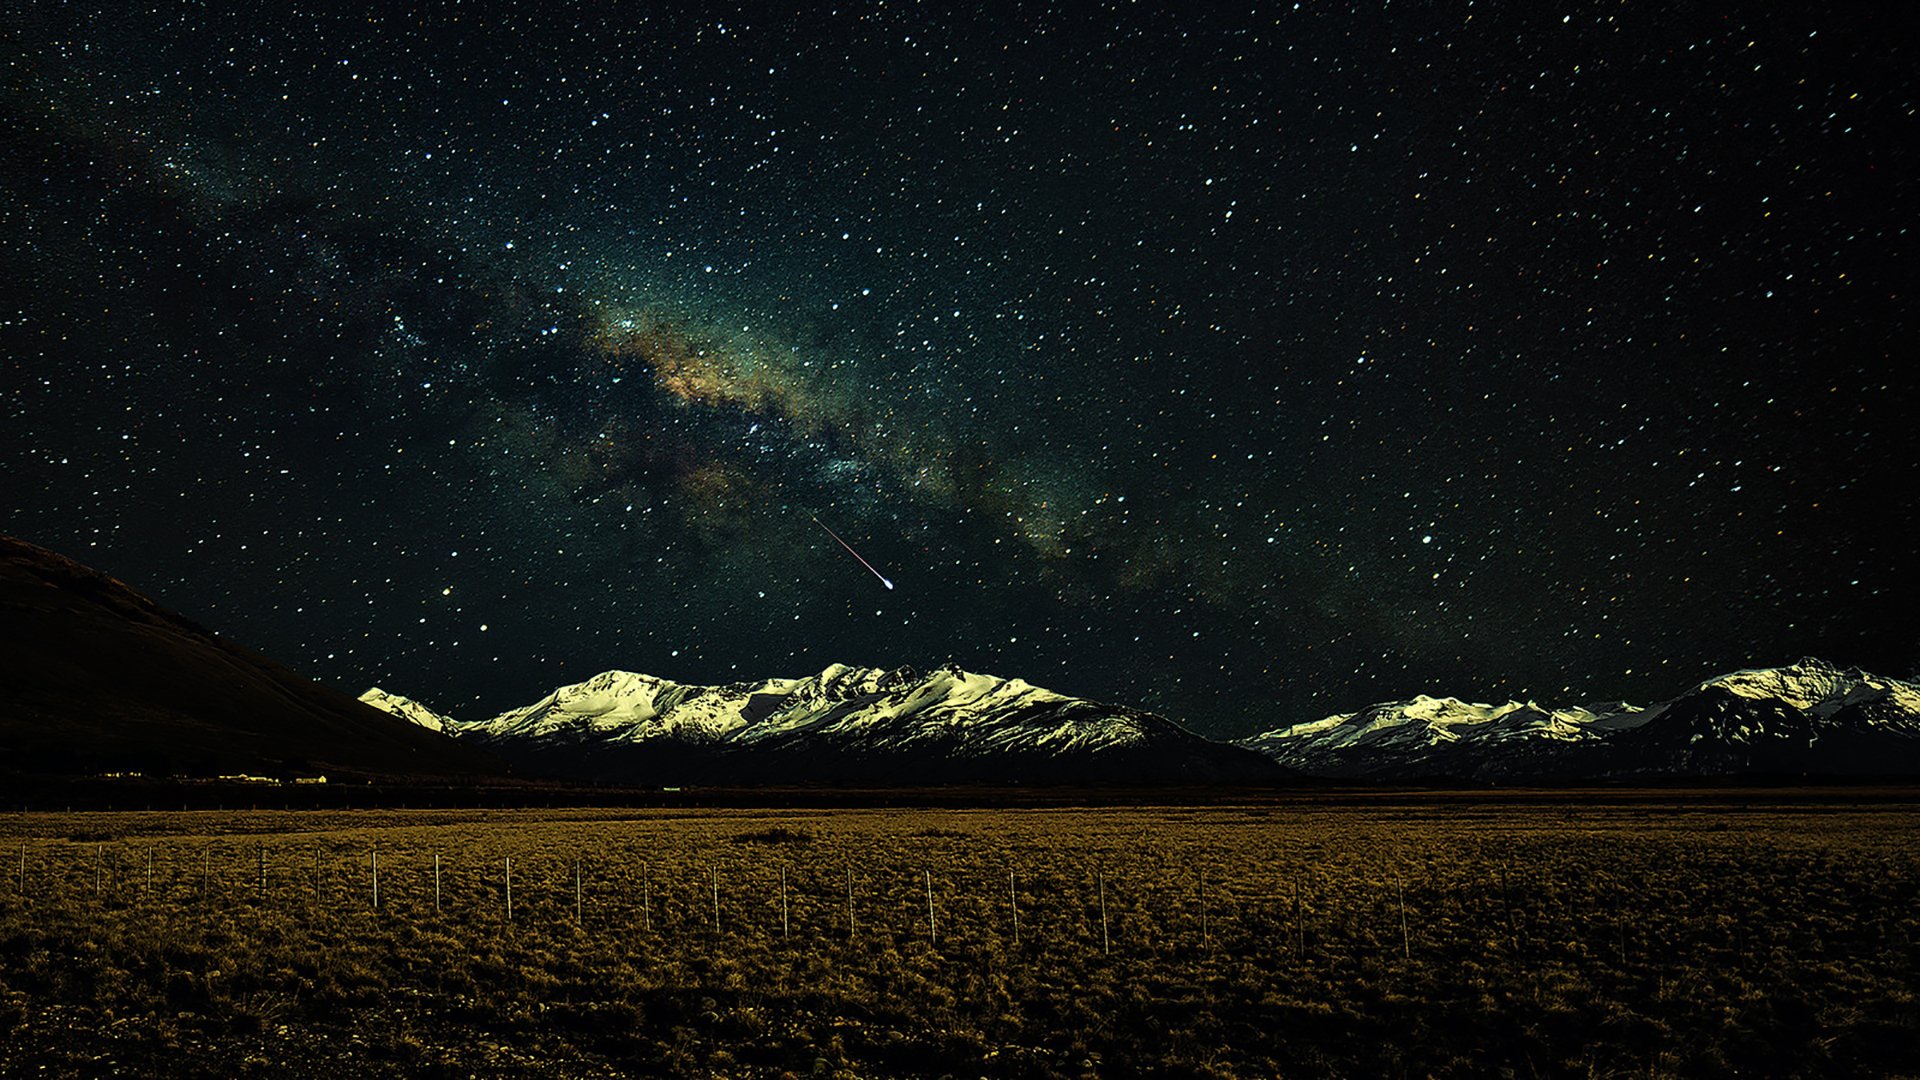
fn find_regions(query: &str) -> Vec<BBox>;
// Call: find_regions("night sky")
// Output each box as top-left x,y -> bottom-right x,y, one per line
3,4 -> 1915,736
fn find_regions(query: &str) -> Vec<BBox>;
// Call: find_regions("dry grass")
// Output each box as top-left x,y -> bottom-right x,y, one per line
1,801 -> 1916,1077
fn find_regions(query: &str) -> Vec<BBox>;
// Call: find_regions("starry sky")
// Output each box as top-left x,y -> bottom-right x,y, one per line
3,4 -> 1915,735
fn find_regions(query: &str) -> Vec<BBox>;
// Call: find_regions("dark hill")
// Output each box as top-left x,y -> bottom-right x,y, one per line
0,534 -> 507,781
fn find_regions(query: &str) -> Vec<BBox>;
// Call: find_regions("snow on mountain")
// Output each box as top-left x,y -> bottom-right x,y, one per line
473,662 -> 1175,756
360,656 -> 1920,784
464,669 -> 767,742
1588,658 -> 1920,776
358,687 -> 455,733
1236,695 -> 1636,780
730,664 -> 1176,758
364,663 -> 1277,784
1236,658 -> 1920,780
1685,658 -> 1920,732
445,663 -> 928,746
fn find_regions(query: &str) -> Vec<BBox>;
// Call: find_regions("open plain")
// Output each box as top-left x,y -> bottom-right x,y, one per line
0,795 -> 1916,1077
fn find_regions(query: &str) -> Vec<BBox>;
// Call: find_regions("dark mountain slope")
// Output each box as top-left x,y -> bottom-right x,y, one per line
0,534 -> 505,780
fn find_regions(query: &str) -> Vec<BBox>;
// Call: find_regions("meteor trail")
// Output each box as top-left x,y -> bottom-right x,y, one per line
809,513 -> 895,590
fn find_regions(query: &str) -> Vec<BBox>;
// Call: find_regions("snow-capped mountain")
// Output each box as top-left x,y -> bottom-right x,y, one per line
1235,695 -> 1642,781
1679,659 -> 1920,728
357,687 -> 455,734
363,663 -> 1280,784
1235,659 -> 1920,781
358,656 -> 1920,785
456,666 -> 891,744
1592,658 -> 1920,777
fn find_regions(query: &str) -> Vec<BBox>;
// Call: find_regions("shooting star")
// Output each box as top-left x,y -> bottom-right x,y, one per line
809,513 -> 895,590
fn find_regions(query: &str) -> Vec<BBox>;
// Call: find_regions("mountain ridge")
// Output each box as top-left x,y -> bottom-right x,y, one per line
1231,658 -> 1920,781
367,662 -> 1284,785
8,533 -> 1914,788
0,534 -> 504,780
361,656 -> 1920,785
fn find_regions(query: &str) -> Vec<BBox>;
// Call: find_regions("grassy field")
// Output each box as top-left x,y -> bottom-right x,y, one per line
0,798 -> 1915,1077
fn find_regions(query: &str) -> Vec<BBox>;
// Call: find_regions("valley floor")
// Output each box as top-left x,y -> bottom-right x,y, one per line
0,798 -> 1916,1077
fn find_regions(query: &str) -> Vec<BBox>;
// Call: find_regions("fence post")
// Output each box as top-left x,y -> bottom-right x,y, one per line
434,854 -> 442,914
371,849 -> 379,909
1099,871 -> 1110,956
711,866 -> 721,933
1397,869 -> 1411,961
847,867 -> 856,940
780,865 -> 789,937
926,870 -> 937,947
575,860 -> 582,923
505,856 -> 513,922
1199,871 -> 1209,948
1010,870 -> 1019,947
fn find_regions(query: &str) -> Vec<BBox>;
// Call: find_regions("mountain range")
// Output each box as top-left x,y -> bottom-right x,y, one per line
6,532 -> 1918,787
359,664 -> 1278,784
364,658 -> 1920,785
1232,658 -> 1920,781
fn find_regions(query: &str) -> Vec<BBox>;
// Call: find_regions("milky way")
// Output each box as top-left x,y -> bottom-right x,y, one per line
2,5 -> 1914,734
